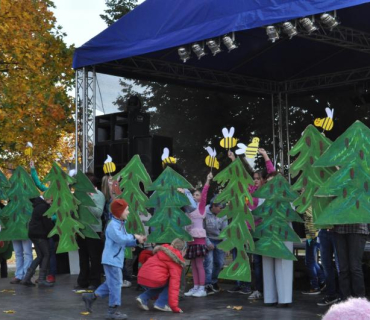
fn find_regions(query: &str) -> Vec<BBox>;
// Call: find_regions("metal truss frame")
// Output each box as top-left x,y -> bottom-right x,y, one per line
75,67 -> 96,173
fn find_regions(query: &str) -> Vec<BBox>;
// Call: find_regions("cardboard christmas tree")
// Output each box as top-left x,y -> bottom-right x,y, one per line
248,174 -> 302,260
114,155 -> 152,258
289,125 -> 336,225
0,166 -> 39,241
73,170 -> 100,240
43,162 -> 84,253
314,121 -> 370,225
146,166 -> 193,243
213,158 -> 255,281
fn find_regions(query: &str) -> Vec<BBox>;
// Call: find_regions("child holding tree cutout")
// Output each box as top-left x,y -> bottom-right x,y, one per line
82,199 -> 146,320
184,172 -> 213,298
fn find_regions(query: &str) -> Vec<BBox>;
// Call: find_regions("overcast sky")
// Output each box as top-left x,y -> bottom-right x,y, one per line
52,0 -> 145,114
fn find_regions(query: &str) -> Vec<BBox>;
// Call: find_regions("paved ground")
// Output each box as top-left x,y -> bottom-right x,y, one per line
0,274 -> 331,320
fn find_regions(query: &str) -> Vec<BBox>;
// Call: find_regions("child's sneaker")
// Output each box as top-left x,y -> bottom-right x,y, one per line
248,290 -> 263,300
106,308 -> 128,320
82,293 -> 96,312
184,287 -> 198,296
121,280 -> 132,288
192,288 -> 207,297
154,304 -> 172,312
136,297 -> 149,311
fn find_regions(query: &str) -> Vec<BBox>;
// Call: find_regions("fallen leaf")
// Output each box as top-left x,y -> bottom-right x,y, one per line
233,306 -> 243,311
1,289 -> 15,293
3,310 -> 16,314
226,306 -> 231,309
80,311 -> 90,315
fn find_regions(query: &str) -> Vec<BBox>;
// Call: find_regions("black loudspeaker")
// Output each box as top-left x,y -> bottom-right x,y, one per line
133,135 -> 173,180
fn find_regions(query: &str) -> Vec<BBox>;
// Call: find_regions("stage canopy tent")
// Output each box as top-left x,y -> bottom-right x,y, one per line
73,0 -> 370,95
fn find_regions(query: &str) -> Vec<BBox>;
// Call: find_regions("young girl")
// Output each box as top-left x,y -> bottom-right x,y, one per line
184,173 -> 213,298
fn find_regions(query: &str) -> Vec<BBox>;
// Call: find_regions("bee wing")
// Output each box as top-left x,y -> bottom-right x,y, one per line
26,142 -> 33,148
325,107 -> 334,119
212,148 -> 217,157
222,127 -> 229,138
205,146 -> 214,156
162,147 -> 169,161
235,143 -> 247,155
104,155 -> 113,163
229,127 -> 235,137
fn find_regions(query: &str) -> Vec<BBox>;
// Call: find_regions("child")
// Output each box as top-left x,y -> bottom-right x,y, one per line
184,173 -> 213,297
82,199 -> 146,320
136,238 -> 186,313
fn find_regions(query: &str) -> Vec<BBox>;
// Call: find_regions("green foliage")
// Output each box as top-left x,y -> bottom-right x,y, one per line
213,158 -> 254,281
43,162 -> 84,253
100,0 -> 139,26
314,121 -> 370,225
146,167 -> 193,243
248,174 -> 302,261
0,166 -> 39,241
73,170 -> 100,240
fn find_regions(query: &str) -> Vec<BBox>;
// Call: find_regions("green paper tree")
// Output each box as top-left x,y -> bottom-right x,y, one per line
0,166 -> 39,241
213,158 -> 255,282
146,166 -> 193,243
0,170 -> 10,231
43,162 -> 84,253
73,170 -> 100,240
314,121 -> 370,225
114,155 -> 152,258
248,174 -> 302,261
289,125 -> 336,226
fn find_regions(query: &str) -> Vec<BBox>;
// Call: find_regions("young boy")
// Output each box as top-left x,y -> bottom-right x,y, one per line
136,238 -> 186,313
82,199 -> 146,320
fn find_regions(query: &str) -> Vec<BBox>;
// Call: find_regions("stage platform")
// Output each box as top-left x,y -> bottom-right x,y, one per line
0,274 -> 333,320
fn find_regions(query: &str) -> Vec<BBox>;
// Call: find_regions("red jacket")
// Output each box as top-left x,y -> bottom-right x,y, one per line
138,244 -> 185,313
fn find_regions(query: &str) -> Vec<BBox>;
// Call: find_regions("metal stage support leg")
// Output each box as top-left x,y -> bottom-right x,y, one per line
75,67 -> 96,173
271,91 -> 290,178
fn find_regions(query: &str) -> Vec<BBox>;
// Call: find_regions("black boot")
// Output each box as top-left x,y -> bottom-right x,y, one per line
38,270 -> 54,288
20,268 -> 36,287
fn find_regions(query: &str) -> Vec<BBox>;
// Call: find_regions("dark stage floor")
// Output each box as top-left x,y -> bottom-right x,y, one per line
0,275 -> 328,320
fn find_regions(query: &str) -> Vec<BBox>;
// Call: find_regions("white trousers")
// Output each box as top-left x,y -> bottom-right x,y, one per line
262,241 -> 293,304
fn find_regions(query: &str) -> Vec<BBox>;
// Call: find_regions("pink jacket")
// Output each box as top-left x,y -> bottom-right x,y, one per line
186,184 -> 209,238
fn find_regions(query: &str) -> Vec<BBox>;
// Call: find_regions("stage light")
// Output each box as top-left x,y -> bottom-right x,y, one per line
266,26 -> 279,43
178,47 -> 190,63
299,17 -> 318,34
222,33 -> 238,52
282,22 -> 298,39
191,43 -> 206,60
206,39 -> 221,56
320,13 -> 339,30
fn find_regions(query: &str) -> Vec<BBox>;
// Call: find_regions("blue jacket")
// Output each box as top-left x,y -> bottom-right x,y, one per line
102,217 -> 137,268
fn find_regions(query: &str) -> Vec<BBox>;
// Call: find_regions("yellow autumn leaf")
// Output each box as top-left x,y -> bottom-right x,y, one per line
80,311 -> 90,315
3,310 -> 16,314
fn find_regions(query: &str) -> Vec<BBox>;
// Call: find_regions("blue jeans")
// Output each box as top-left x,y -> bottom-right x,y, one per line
48,238 -> 57,276
12,240 -> 33,280
139,284 -> 169,308
319,230 -> 339,297
305,238 -> 325,290
204,239 -> 225,285
95,264 -> 122,307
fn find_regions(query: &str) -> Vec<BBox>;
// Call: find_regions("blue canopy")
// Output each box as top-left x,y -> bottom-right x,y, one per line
73,0 -> 370,69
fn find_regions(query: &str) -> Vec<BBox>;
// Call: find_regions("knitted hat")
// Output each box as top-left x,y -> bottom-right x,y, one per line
110,199 -> 128,219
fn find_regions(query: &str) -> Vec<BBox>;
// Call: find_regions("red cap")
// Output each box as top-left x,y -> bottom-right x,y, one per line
110,199 -> 128,219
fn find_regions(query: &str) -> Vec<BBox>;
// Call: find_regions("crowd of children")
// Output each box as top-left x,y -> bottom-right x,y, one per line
2,147 -> 370,320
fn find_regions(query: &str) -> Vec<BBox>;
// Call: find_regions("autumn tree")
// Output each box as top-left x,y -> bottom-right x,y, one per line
213,158 -> 255,282
100,0 -> 139,26
0,0 -> 74,174
146,167 -> 193,243
314,121 -> 370,225
0,166 -> 39,241
43,162 -> 84,253
114,155 -> 152,258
